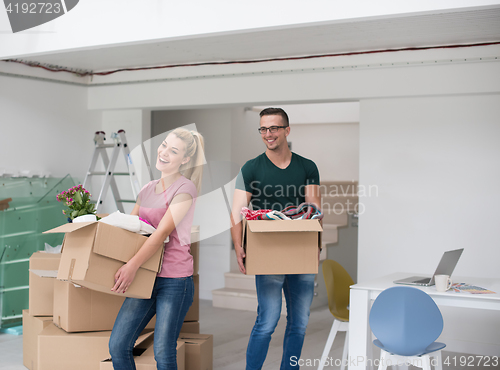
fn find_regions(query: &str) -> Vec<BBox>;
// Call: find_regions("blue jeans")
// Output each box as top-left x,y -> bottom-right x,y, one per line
109,276 -> 194,370
246,274 -> 316,370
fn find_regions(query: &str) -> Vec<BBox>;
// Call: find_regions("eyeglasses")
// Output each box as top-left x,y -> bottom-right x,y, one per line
258,126 -> 287,134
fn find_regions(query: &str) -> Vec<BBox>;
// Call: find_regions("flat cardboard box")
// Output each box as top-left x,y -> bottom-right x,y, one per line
184,274 -> 199,322
37,323 -> 118,370
22,310 -> 53,370
29,252 -> 61,316
43,221 -> 163,299
53,279 -> 125,332
242,219 -> 322,275
178,333 -> 213,370
100,338 -> 185,370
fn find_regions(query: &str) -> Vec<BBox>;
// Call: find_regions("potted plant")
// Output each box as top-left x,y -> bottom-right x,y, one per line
57,185 -> 98,222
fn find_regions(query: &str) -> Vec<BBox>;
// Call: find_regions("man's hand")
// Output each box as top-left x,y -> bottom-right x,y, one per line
111,262 -> 139,293
235,245 -> 246,275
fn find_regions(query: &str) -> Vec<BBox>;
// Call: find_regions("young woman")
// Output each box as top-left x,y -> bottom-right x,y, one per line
109,128 -> 204,370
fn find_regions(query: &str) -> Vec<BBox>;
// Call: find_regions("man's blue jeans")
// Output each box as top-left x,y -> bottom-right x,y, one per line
246,274 -> 316,370
109,276 -> 194,370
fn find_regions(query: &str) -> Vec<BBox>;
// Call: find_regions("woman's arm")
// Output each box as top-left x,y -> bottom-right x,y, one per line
130,202 -> 140,216
111,193 -> 193,293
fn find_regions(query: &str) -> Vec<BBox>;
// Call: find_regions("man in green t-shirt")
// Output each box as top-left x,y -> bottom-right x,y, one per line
231,107 -> 322,370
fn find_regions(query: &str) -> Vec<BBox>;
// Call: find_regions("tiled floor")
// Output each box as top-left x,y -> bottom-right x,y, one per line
0,300 -> 492,369
0,331 -> 23,370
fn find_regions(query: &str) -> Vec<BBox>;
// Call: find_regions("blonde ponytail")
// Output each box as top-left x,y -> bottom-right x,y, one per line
171,128 -> 205,194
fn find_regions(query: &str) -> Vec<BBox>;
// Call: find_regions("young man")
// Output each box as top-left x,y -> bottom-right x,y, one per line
231,107 -> 322,370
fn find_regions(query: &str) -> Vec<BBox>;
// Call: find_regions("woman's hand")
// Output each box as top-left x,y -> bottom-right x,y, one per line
111,262 -> 139,293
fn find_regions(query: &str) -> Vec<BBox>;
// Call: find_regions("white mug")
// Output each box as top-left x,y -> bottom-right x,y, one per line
435,274 -> 452,292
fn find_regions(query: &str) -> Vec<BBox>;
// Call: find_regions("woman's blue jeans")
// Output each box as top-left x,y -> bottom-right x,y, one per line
109,276 -> 194,370
246,274 -> 316,370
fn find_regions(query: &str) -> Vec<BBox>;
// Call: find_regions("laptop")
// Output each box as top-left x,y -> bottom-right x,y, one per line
393,248 -> 464,286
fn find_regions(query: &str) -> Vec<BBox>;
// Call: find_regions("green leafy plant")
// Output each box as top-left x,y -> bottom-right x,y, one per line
56,185 -> 97,220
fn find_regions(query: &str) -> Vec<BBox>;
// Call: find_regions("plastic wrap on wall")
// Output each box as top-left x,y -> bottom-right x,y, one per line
0,175 -> 75,329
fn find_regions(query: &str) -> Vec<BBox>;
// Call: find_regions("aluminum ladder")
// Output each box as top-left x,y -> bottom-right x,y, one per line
83,130 -> 150,213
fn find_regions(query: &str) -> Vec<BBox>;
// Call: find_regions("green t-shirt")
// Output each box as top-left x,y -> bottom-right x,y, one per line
236,152 -> 320,211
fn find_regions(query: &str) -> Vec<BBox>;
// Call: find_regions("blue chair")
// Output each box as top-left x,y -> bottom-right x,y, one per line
369,286 -> 446,370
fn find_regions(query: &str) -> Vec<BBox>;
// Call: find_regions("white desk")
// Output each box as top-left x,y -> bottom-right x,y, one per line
348,273 -> 500,370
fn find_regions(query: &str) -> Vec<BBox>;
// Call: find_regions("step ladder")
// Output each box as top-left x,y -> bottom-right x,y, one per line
83,130 -> 152,213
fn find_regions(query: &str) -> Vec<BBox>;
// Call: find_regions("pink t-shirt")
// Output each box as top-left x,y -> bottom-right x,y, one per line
137,176 -> 197,278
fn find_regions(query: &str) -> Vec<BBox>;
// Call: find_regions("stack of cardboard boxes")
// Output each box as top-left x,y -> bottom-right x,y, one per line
23,222 -> 213,370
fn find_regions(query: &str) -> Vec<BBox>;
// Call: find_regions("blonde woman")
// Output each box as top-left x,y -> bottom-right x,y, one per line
109,128 -> 204,370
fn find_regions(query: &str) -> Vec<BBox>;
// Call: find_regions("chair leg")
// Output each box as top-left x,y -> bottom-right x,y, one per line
340,329 -> 349,370
317,319 -> 341,370
378,350 -> 390,370
367,332 -> 375,370
421,355 -> 432,370
433,351 -> 443,370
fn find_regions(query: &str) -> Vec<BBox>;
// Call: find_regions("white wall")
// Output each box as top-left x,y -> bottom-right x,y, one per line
290,123 -> 359,182
358,95 -> 500,281
0,75 -> 100,180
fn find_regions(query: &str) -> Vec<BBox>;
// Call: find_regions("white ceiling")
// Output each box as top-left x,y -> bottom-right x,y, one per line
10,6 -> 500,74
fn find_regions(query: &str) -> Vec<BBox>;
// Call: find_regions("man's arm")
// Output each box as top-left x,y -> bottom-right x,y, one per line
230,189 -> 252,274
305,184 -> 322,259
305,184 -> 321,210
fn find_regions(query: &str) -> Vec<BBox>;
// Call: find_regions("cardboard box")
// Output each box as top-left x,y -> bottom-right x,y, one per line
53,279 -> 125,332
100,338 -> 185,370
23,310 -> 53,370
29,252 -> 61,316
242,219 -> 322,275
178,333 -> 213,370
180,321 -> 200,334
37,323 -> 116,370
136,340 -> 185,370
53,279 -> 156,332
43,221 -> 163,299
184,274 -> 199,322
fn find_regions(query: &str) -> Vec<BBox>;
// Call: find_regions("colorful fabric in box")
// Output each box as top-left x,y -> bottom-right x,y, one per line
241,202 -> 323,221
